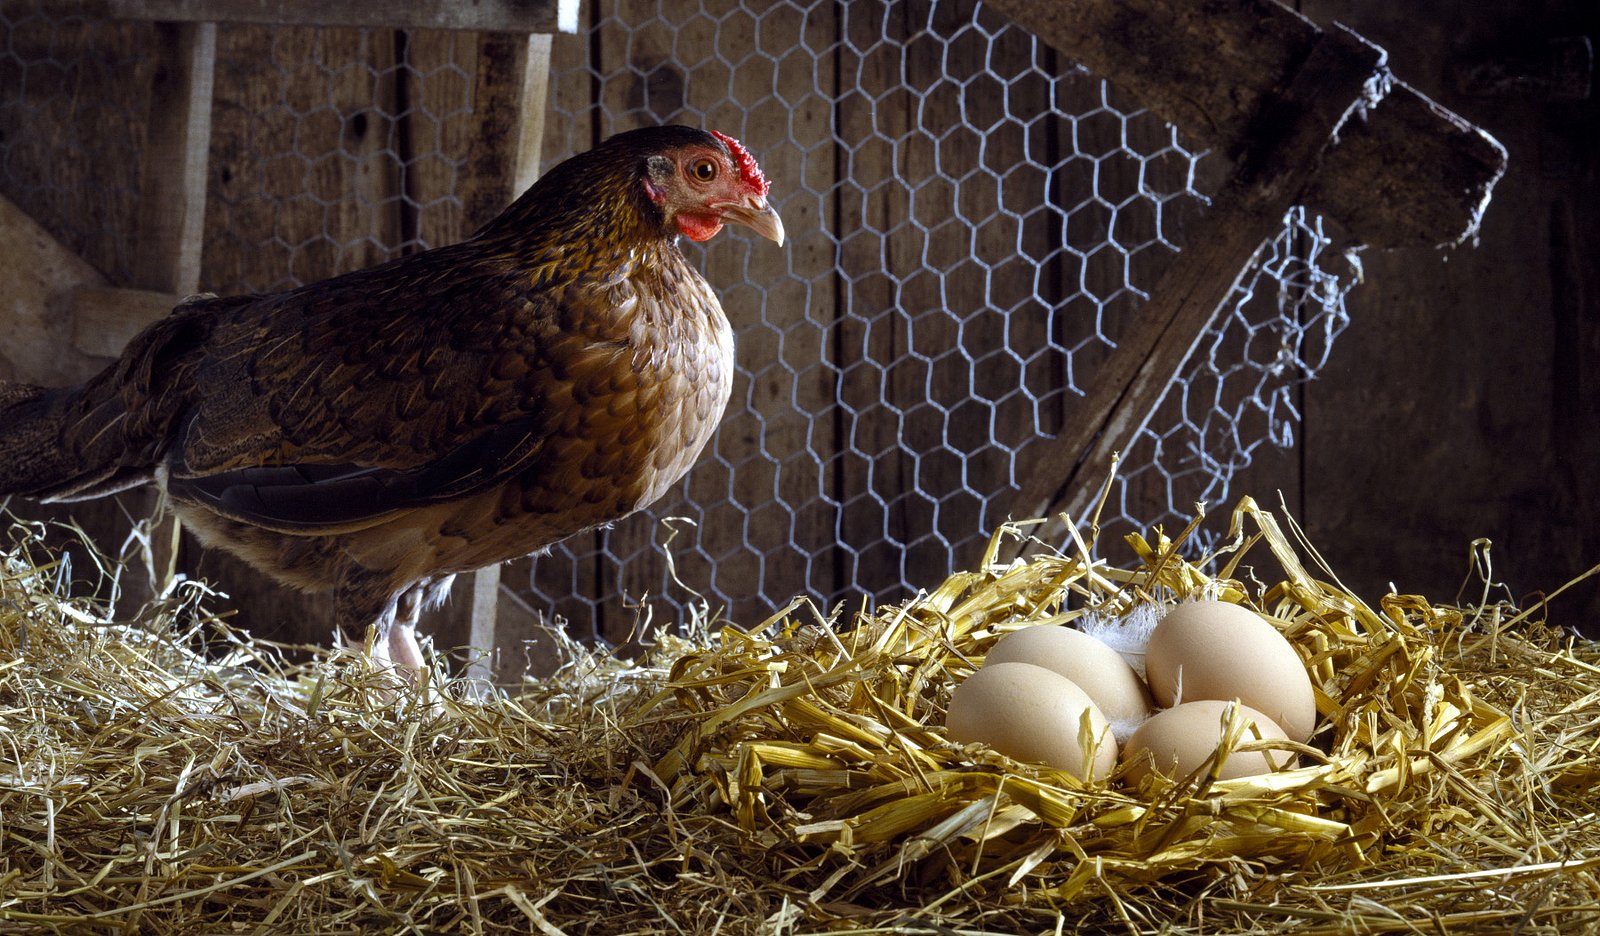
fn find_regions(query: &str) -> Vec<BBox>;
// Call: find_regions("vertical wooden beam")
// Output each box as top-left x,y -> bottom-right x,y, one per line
133,21 -> 217,297
462,30 -> 553,685
512,34 -> 553,198
122,20 -> 217,613
457,31 -> 550,230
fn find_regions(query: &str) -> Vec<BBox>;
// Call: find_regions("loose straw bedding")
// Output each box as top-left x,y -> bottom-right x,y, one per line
2,497 -> 1598,934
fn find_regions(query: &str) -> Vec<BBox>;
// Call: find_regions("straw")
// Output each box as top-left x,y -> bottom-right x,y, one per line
2,493 -> 1598,933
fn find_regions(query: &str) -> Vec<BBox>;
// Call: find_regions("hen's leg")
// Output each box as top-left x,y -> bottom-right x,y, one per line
387,576 -> 457,674
386,584 -> 429,673
334,568 -> 414,677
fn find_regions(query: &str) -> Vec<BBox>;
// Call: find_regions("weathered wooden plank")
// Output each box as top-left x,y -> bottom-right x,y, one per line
408,30 -> 477,242
1306,81 -> 1506,249
467,31 -> 548,229
205,26 -> 405,293
0,192 -> 110,386
464,561 -> 501,686
130,21 -> 215,297
982,0 -> 1504,249
983,0 -> 1316,161
0,16 -> 155,290
343,32 -> 404,271
69,287 -> 184,358
92,0 -> 579,34
1008,25 -> 1387,549
512,34 -> 553,199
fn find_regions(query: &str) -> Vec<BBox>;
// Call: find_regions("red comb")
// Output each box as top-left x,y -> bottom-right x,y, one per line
710,130 -> 769,197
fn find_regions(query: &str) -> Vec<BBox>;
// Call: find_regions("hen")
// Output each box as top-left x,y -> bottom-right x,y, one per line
0,125 -> 782,675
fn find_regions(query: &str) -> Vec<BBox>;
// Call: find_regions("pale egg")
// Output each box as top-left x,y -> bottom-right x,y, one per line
1122,699 -> 1296,783
1145,600 -> 1317,742
946,661 -> 1118,781
984,624 -> 1153,742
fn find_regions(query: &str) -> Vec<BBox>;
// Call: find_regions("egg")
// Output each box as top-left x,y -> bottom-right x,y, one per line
983,624 -> 1153,741
1145,600 -> 1317,742
1122,699 -> 1296,784
946,662 -> 1118,781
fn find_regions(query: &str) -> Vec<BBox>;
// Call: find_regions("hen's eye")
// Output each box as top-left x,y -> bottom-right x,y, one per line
690,159 -> 718,182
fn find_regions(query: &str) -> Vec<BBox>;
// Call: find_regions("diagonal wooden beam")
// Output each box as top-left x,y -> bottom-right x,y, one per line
1004,23 -> 1390,551
984,0 -> 1506,249
0,192 -> 109,387
981,0 -> 1507,552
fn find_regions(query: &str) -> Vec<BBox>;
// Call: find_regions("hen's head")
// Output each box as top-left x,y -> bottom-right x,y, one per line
486,125 -> 784,254
633,127 -> 784,246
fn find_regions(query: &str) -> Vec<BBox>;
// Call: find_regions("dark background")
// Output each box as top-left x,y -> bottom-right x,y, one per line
1278,0 -> 1599,628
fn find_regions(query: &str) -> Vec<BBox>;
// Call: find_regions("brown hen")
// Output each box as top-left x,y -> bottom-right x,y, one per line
0,125 -> 783,674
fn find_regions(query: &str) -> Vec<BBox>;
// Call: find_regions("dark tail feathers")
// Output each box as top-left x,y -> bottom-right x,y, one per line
0,380 -> 147,501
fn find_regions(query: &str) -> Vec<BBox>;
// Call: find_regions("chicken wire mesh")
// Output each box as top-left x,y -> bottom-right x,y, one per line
531,0 -> 1358,637
0,0 -> 1359,645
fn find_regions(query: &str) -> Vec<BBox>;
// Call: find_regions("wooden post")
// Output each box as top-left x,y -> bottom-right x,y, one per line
133,21 -> 217,298
458,30 -> 554,687
513,35 -> 554,200
118,20 -> 218,610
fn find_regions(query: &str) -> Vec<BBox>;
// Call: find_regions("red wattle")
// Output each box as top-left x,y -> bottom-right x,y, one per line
675,213 -> 724,242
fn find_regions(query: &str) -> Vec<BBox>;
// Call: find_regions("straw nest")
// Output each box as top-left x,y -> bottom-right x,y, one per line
2,496 -> 1599,934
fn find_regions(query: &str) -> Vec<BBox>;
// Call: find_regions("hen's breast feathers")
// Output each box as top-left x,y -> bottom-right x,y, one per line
159,239 -> 734,540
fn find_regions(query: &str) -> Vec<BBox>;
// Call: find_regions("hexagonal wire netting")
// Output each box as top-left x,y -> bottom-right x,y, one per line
0,1 -> 1357,643
526,0 -> 1357,638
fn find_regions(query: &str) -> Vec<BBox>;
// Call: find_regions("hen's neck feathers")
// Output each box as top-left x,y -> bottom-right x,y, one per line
472,140 -> 671,271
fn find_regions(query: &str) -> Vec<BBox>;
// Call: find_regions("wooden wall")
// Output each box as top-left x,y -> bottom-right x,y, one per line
1,0 -> 1593,674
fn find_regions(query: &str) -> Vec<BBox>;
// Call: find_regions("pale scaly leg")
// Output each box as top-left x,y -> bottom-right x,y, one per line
334,566 -> 416,682
383,575 -> 455,679
385,586 -> 427,674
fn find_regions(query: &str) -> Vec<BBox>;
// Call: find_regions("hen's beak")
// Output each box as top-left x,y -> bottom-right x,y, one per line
718,194 -> 785,246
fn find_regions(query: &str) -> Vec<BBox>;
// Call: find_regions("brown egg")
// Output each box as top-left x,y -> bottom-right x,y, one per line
946,662 -> 1118,781
1145,600 -> 1317,742
1122,699 -> 1296,784
983,625 -> 1153,740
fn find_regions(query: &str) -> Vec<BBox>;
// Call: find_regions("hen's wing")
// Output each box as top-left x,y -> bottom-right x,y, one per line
154,245 -> 623,534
